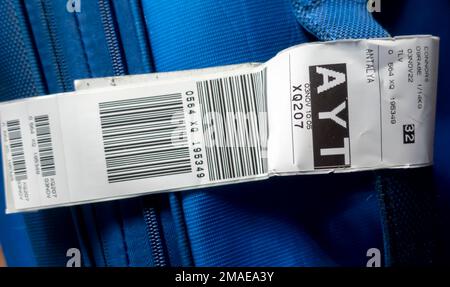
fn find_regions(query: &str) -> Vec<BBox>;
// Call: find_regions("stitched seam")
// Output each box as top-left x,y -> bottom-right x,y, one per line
73,12 -> 93,77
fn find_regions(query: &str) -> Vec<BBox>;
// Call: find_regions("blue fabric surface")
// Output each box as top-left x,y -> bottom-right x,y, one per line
0,0 -> 446,267
143,0 -> 307,71
291,0 -> 389,40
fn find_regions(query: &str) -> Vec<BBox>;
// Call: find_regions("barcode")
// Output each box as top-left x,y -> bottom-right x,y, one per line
99,93 -> 191,183
6,120 -> 27,181
197,69 -> 267,181
35,115 -> 56,177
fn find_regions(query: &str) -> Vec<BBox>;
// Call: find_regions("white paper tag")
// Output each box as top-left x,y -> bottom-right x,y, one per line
267,35 -> 439,174
0,35 -> 439,213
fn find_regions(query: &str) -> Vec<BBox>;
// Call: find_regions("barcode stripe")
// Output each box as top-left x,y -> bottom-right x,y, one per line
223,79 -> 235,179
229,77 -> 242,179
6,120 -> 27,181
99,93 -> 182,109
197,82 -> 215,181
35,115 -> 56,177
100,93 -> 191,183
196,69 -> 267,181
220,79 -> 233,179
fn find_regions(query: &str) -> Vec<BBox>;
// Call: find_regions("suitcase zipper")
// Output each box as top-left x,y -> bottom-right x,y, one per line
98,0 -> 169,266
31,0 -> 169,266
143,206 -> 168,267
38,0 -> 72,92
97,1 -> 170,266
98,0 -> 126,76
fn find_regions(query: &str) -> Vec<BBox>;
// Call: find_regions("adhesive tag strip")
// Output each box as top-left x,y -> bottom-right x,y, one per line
0,35 -> 439,213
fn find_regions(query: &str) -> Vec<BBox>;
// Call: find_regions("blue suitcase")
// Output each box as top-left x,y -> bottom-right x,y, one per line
0,0 -> 447,266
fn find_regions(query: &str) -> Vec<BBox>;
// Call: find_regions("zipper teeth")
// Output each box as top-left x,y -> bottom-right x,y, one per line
40,0 -> 71,91
143,207 -> 167,267
98,0 -> 126,76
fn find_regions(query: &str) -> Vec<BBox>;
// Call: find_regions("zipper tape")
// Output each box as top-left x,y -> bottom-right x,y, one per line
0,35 -> 439,213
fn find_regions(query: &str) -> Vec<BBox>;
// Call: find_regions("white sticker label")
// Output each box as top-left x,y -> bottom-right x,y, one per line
0,35 -> 439,213
267,35 -> 439,174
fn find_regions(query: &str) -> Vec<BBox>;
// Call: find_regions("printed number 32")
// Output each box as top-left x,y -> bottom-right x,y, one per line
403,124 -> 415,144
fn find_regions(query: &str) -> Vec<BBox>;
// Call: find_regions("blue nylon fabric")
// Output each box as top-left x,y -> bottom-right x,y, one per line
88,203 -> 130,267
143,0 -> 306,71
78,205 -> 106,266
0,0 -> 45,100
112,0 -> 153,75
167,194 -> 194,266
291,0 -> 389,40
151,195 -> 188,267
119,200 -> 154,267
142,0 -> 383,266
376,168 -> 437,265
